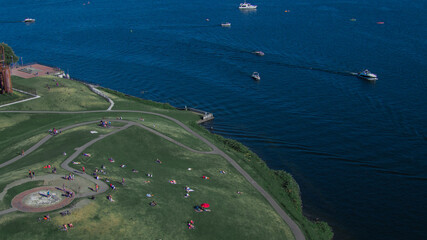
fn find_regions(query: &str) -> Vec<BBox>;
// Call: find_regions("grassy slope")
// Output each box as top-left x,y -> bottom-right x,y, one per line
0,79 -> 333,239
0,112 -> 211,165
100,88 -> 334,240
0,91 -> 30,105
1,76 -> 109,111
0,119 -> 295,239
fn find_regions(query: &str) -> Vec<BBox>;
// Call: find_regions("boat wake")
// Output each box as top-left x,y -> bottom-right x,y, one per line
261,59 -> 359,77
0,21 -> 25,24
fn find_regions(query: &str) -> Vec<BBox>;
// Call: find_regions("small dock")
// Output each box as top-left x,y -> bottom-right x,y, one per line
177,106 -> 214,124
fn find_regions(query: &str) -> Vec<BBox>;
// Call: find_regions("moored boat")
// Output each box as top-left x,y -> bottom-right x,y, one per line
221,22 -> 231,27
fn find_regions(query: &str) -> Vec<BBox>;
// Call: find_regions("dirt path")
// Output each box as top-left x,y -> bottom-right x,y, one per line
0,110 -> 305,240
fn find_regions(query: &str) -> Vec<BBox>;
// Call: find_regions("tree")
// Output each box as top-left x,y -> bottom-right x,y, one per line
0,43 -> 19,66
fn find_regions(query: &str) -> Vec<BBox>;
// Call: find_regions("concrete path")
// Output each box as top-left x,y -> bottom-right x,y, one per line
87,84 -> 114,111
0,174 -> 63,201
0,110 -> 305,240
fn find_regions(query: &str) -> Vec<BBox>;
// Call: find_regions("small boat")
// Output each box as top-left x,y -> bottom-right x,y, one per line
221,22 -> 231,27
239,1 -> 257,9
24,18 -> 35,23
251,72 -> 260,80
252,51 -> 265,56
358,69 -> 378,80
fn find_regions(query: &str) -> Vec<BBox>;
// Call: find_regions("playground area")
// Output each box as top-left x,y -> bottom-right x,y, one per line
12,64 -> 63,79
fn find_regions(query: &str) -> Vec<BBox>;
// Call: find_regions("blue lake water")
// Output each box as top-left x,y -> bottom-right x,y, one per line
1,0 -> 426,239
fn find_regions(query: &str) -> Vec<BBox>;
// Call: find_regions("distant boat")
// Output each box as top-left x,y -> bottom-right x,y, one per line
357,69 -> 378,81
252,51 -> 265,56
239,1 -> 257,9
24,18 -> 35,23
221,22 -> 231,27
251,72 -> 260,81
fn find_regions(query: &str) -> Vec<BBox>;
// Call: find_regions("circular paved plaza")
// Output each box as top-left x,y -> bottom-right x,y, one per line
12,186 -> 75,212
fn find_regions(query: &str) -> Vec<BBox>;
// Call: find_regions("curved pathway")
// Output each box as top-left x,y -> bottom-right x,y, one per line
0,110 -> 305,240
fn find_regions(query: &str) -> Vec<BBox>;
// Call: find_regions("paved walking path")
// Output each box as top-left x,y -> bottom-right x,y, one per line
0,110 -> 305,240
87,84 -> 114,110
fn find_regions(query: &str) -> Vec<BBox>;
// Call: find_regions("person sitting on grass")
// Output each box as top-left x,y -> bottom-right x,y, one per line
68,223 -> 74,228
155,159 -> 162,164
107,195 -> 114,202
149,201 -> 157,207
188,220 -> 195,229
62,224 -> 68,231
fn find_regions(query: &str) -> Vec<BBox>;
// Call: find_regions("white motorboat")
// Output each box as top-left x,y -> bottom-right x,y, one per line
252,51 -> 265,56
24,18 -> 35,23
239,1 -> 257,9
251,72 -> 260,80
358,69 -> 378,80
221,22 -> 231,27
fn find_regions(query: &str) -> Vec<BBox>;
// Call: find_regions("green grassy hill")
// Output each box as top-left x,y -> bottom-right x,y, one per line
0,75 -> 333,240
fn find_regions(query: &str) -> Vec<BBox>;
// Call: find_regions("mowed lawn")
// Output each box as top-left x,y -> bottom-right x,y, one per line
1,76 -> 109,111
0,124 -> 117,194
0,126 -> 295,240
0,91 -> 30,106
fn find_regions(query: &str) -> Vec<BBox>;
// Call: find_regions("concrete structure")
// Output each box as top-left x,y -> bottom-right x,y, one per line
12,63 -> 63,79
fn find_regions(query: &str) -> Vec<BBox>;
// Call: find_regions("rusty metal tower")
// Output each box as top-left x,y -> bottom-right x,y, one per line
0,45 -> 13,94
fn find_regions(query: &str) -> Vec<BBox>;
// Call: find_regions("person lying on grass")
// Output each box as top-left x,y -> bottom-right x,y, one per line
194,206 -> 211,212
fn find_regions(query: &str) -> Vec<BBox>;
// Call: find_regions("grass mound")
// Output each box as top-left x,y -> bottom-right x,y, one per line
0,76 -> 109,111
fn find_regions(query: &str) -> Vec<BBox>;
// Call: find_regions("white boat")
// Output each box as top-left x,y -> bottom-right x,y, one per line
221,22 -> 231,27
358,69 -> 378,80
24,18 -> 35,23
251,72 -> 260,80
252,51 -> 265,56
239,1 -> 257,9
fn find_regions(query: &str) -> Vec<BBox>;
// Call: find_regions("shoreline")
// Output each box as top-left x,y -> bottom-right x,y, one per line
2,71 -> 333,239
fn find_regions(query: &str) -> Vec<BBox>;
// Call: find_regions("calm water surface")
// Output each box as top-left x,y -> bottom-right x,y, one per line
1,0 -> 426,239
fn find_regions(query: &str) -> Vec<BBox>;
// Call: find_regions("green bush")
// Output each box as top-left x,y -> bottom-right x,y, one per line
0,43 -> 19,65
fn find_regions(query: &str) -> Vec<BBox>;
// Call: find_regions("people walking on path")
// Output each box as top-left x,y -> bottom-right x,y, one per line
95,184 -> 99,192
82,166 -> 85,173
21,150 -> 25,156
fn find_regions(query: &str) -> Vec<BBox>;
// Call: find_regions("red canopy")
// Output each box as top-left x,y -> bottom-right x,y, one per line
201,203 -> 210,208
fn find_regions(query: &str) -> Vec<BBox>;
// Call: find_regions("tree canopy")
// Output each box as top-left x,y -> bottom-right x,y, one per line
0,43 -> 19,66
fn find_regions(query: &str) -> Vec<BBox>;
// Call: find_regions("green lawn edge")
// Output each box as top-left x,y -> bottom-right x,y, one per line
1,76 -> 333,239
97,83 -> 334,239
